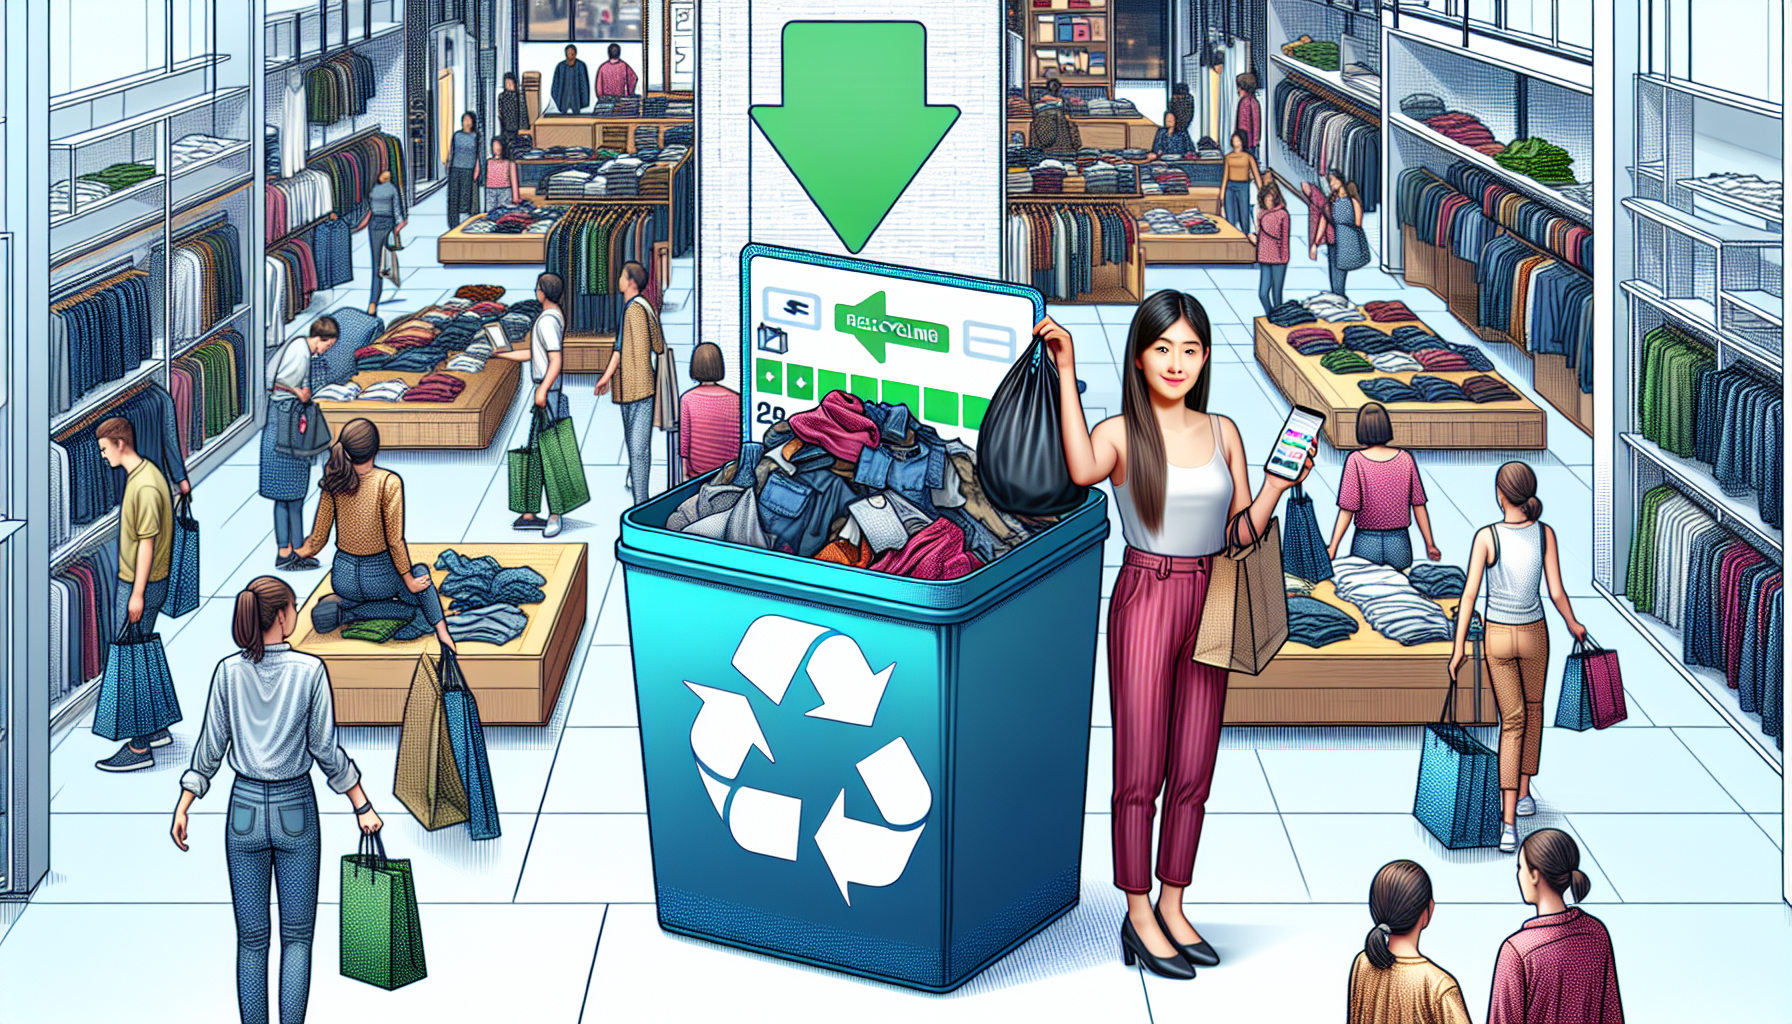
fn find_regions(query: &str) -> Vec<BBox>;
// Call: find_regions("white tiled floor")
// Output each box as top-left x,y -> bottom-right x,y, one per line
3,190 -> 1787,1024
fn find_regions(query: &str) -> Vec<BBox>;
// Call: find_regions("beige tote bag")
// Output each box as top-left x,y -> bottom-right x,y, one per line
394,648 -> 471,830
1193,511 -> 1290,675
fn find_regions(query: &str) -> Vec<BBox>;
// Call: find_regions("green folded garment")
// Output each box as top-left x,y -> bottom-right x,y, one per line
1494,138 -> 1576,185
341,618 -> 407,643
78,162 -> 156,191
1290,42 -> 1341,71
1321,349 -> 1374,374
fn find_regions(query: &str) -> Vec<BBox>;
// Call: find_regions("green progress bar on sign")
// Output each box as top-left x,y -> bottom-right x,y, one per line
755,358 -> 992,430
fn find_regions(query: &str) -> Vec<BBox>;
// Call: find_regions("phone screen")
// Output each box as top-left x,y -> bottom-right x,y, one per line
1266,407 -> 1323,480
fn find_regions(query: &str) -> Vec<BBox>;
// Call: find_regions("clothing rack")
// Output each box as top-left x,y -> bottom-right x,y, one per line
172,208 -> 231,243
1279,61 -> 1382,125
49,211 -> 164,270
307,124 -> 383,163
266,210 -> 340,251
52,379 -> 156,443
1656,478 -> 1783,559
174,177 -> 252,218
1418,167 -> 1589,276
51,255 -> 139,302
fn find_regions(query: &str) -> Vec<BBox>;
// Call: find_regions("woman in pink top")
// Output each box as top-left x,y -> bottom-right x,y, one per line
1251,178 -> 1291,315
1327,402 -> 1441,569
483,138 -> 520,210
1489,829 -> 1624,1024
678,342 -> 741,480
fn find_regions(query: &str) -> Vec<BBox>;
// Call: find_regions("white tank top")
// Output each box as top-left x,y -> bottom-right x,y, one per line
1113,414 -> 1236,557
1484,521 -> 1546,624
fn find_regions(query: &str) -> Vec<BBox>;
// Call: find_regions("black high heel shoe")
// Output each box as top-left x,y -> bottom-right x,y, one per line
1120,915 -> 1196,980
1154,906 -> 1221,967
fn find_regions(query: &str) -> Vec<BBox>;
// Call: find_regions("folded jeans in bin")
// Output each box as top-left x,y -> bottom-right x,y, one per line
1286,595 -> 1358,647
1409,563 -> 1467,598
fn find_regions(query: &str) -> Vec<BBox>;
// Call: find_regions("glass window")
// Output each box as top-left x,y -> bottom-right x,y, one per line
1688,0 -> 1778,101
53,0 -> 166,96
528,0 -> 644,41
1467,0 -> 1497,26
1557,0 -> 1590,50
1505,0 -> 1548,38
171,0 -> 212,65
1115,0 -> 1166,80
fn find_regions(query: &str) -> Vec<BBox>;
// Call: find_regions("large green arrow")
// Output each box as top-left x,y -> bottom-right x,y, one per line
836,291 -> 949,363
750,22 -> 960,253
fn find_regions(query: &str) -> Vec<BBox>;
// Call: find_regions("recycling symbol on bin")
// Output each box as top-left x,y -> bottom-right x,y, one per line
685,615 -> 931,905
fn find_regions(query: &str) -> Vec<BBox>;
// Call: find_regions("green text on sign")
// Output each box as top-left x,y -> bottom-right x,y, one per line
835,291 -> 950,363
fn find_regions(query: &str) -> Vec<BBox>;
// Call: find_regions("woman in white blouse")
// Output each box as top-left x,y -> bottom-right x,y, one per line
261,317 -> 338,572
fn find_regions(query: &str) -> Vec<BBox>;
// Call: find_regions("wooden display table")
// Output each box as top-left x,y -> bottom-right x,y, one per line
292,543 -> 589,726
1004,115 -> 1161,151
564,334 -> 617,372
1127,190 -> 1222,218
1138,218 -> 1256,264
315,357 -> 521,450
1253,315 -> 1548,450
1225,581 -> 1494,726
437,216 -> 548,265
528,115 -> 691,152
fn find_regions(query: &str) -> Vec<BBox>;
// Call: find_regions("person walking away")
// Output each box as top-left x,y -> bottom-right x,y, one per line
679,342 -> 742,481
1449,462 -> 1587,853
495,272 -> 570,536
1223,131 -> 1266,231
595,261 -> 665,506
1146,109 -> 1195,161
1169,83 -> 1195,146
1235,72 -> 1262,161
172,576 -> 383,1024
1327,402 -> 1442,569
484,137 -> 520,211
594,42 -> 638,97
1039,291 -> 1317,979
446,112 -> 484,233
264,317 -> 340,571
1348,860 -> 1472,1024
291,419 -> 459,652
1251,179 -> 1292,315
497,72 -> 529,150
1310,169 -> 1370,299
551,45 -> 590,114
366,170 -> 407,314
1030,79 -> 1081,155
93,416 -> 178,771
1489,829 -> 1624,1023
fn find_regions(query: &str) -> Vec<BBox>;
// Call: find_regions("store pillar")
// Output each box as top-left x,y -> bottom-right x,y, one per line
697,0 -> 1006,388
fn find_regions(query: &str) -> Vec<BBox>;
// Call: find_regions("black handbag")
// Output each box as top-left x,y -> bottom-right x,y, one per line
274,396 -> 333,458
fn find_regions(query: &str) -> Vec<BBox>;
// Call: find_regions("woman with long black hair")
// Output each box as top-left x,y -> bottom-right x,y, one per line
292,418 -> 458,651
1040,290 -> 1315,979
173,575 -> 382,1024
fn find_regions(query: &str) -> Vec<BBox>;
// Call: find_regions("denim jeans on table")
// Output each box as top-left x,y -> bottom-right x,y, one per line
1351,527 -> 1414,570
1258,261 -> 1287,315
330,551 -> 445,639
112,576 -> 169,637
226,775 -> 321,1024
620,396 -> 654,505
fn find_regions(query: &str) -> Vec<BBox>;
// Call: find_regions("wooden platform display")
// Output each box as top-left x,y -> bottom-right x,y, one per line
314,357 -> 521,450
1126,190 -> 1222,219
528,115 -> 692,152
1138,217 -> 1256,264
437,216 -> 547,265
1225,581 -> 1494,726
1005,116 -> 1161,151
1253,315 -> 1548,450
564,334 -> 617,372
292,543 -> 589,726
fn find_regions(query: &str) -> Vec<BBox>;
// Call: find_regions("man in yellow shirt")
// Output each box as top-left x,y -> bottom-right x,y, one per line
595,261 -> 665,506
94,416 -> 176,771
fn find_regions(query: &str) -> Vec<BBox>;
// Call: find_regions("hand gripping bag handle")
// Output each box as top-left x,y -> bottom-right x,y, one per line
1225,509 -> 1263,555
438,646 -> 467,694
352,830 -> 390,880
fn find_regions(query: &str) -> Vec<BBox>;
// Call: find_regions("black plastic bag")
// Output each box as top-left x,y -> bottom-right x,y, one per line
977,334 -> 1089,517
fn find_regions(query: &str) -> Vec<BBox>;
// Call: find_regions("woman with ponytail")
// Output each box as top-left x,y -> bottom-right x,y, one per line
1039,292 -> 1316,980
1448,461 -> 1586,853
1489,829 -> 1623,1023
1348,861 -> 1470,1024
172,576 -> 380,1024
292,418 -> 457,651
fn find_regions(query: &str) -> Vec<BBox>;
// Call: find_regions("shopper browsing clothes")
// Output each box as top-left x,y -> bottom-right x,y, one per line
1146,109 -> 1195,160
1489,829 -> 1624,1024
1030,78 -> 1081,155
1235,72 -> 1262,160
1326,402 -> 1442,569
496,272 -> 570,536
595,261 -> 666,506
497,72 -> 529,150
678,342 -> 742,482
263,316 -> 340,571
1169,83 -> 1195,147
1308,169 -> 1371,299
366,169 -> 407,314
446,111 -> 485,233
1038,291 -> 1316,980
1449,462 -> 1587,853
552,44 -> 591,115
92,416 -> 179,772
1250,179 -> 1291,314
172,575 -> 382,1024
291,419 -> 459,652
484,137 -> 521,211
1222,131 -> 1266,232
1347,860 -> 1472,1024
594,42 -> 638,97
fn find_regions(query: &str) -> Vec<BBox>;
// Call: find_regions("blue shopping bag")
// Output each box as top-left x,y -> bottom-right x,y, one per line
1280,485 -> 1333,583
92,620 -> 183,742
439,650 -> 501,841
1413,662 -> 1500,849
166,494 -> 201,618
1555,642 -> 1595,731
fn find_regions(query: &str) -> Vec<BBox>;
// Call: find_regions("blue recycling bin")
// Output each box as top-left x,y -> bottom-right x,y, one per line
618,485 -> 1108,991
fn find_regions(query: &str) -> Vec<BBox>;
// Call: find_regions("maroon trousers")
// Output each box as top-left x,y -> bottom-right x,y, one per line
1107,548 -> 1230,895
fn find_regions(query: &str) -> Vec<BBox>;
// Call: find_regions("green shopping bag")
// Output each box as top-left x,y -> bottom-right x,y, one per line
340,832 -> 428,991
534,406 -> 591,515
506,414 -> 544,514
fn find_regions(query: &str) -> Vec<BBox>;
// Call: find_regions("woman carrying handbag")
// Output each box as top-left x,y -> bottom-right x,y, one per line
262,317 -> 339,572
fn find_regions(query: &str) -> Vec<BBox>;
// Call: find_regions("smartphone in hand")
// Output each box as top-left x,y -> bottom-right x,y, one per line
1265,404 -> 1325,481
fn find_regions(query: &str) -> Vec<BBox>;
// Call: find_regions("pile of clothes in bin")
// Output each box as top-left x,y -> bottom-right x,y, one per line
354,293 -> 540,374
663,391 -> 1059,581
437,548 -> 547,646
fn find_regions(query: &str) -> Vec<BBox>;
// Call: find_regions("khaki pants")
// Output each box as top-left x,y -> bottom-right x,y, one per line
1487,619 -> 1549,790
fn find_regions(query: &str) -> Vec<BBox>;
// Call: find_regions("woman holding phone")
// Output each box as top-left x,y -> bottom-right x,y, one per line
1040,290 -> 1316,980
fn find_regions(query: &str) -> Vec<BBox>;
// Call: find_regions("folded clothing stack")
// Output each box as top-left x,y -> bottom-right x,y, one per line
1007,90 -> 1032,118
1343,325 -> 1401,354
663,122 -> 694,146
1371,352 -> 1424,373
1412,348 -> 1473,372
1174,208 -> 1220,233
445,351 -> 488,374
1141,163 -> 1191,194
1363,300 -> 1418,323
1358,378 -> 1420,403
1400,93 -> 1448,121
315,382 -> 363,402
1008,166 -> 1034,193
436,548 -> 548,647
1330,556 -> 1455,645
171,134 -> 243,172
1086,97 -> 1142,118
1409,375 -> 1468,402
1409,563 -> 1468,598
1460,375 -> 1521,403
1494,138 -> 1575,185
1410,339 -> 1493,371
1304,293 -> 1364,322
1268,301 -> 1319,327
1424,113 -> 1505,156
1285,573 -> 1317,595
402,372 -> 469,403
1029,160 -> 1070,193
1138,207 -> 1185,234
359,379 -> 410,402
1287,39 -> 1340,71
1286,326 -> 1340,355
1321,349 -> 1375,375
1680,172 -> 1781,212
1286,595 -> 1360,648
